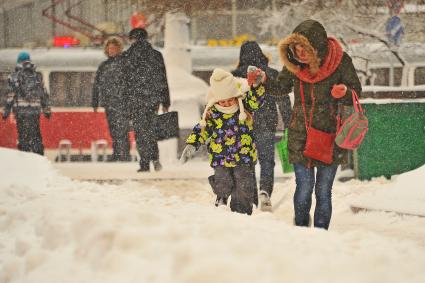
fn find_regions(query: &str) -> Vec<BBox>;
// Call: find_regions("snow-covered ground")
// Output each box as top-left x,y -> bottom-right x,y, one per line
1,147 -> 425,283
350,166 -> 425,217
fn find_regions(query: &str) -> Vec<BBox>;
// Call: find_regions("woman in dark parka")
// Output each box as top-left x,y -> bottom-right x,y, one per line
232,41 -> 292,211
270,20 -> 362,229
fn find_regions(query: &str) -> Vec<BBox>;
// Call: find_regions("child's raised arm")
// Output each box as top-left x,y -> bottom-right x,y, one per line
243,84 -> 266,113
243,66 -> 267,112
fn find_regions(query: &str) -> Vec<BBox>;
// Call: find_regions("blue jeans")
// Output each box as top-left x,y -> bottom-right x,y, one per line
293,163 -> 338,229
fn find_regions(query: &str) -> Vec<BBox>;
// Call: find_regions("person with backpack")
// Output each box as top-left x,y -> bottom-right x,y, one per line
122,28 -> 171,172
92,37 -> 130,161
270,20 -> 362,229
231,41 -> 292,212
2,52 -> 51,155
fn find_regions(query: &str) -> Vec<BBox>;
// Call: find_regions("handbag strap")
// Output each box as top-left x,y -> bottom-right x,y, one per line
336,89 -> 363,132
299,80 -> 315,131
352,89 -> 363,113
336,103 -> 343,131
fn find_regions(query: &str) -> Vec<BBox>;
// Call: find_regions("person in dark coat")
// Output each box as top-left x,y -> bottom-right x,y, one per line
92,37 -> 130,161
232,41 -> 292,212
270,20 -> 362,229
122,28 -> 171,172
2,52 -> 51,155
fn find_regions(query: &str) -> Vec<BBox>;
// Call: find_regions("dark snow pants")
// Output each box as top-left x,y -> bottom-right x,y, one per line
105,107 -> 130,161
254,130 -> 276,196
16,113 -> 44,155
132,110 -> 159,170
293,163 -> 338,229
211,165 -> 258,215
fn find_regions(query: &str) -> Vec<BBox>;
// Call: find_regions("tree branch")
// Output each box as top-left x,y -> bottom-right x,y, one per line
343,22 -> 405,66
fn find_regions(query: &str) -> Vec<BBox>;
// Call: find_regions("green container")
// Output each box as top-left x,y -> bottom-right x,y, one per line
276,128 -> 294,173
354,101 -> 425,180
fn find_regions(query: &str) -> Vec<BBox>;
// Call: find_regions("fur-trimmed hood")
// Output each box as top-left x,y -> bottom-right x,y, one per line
278,20 -> 329,76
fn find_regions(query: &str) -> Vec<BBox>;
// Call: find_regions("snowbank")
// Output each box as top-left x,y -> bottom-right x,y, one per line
350,165 -> 425,216
1,148 -> 425,283
0,148 -> 64,189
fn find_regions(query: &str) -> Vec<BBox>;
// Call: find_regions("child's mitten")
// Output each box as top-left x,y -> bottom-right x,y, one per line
180,144 -> 197,164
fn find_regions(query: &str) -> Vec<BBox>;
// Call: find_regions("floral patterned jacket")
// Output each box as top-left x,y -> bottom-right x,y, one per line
186,85 -> 265,168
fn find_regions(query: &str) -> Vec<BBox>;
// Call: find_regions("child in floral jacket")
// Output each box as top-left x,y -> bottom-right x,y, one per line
180,67 -> 266,215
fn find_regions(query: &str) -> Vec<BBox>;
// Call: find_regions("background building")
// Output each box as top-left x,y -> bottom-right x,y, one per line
1,0 -> 424,48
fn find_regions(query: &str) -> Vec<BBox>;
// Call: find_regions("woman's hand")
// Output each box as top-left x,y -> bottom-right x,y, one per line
331,84 -> 347,99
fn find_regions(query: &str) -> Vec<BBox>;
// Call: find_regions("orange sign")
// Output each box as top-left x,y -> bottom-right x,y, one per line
130,12 -> 147,29
54,36 -> 80,47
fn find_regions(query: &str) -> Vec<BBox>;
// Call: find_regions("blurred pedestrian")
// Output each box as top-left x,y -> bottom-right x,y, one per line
122,28 -> 171,172
180,67 -> 266,215
270,20 -> 362,229
232,41 -> 292,212
92,37 -> 130,161
2,51 -> 51,155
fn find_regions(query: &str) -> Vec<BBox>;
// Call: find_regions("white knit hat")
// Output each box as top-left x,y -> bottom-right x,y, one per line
200,68 -> 250,127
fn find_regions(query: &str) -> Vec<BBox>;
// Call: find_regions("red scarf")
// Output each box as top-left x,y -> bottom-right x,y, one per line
295,37 -> 343,83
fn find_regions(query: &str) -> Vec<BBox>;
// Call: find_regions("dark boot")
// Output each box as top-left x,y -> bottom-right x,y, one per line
153,160 -> 162,171
138,161 -> 150,172
229,165 -> 256,215
209,174 -> 230,207
215,196 -> 228,207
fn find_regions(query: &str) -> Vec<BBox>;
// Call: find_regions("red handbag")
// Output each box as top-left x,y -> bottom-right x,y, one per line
300,81 -> 335,164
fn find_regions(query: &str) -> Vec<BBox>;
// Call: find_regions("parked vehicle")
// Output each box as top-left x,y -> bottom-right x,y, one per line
0,48 -> 206,161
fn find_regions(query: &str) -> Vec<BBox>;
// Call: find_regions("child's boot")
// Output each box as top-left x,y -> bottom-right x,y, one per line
209,175 -> 229,207
215,196 -> 228,207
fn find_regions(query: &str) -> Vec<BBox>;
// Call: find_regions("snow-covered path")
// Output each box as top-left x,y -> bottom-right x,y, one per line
1,148 -> 425,283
